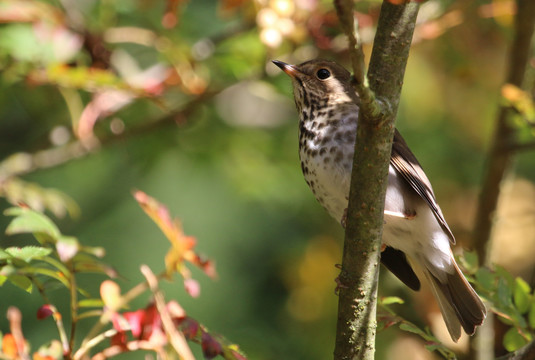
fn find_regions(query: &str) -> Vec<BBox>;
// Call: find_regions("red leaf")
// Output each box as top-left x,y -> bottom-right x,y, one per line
110,331 -> 127,348
178,317 -> 199,339
36,304 -> 54,320
133,190 -> 216,279
141,303 -> 162,341
123,309 -> 145,338
201,332 -> 222,359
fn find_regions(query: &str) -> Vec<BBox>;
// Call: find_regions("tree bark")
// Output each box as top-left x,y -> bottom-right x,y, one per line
332,1 -> 419,359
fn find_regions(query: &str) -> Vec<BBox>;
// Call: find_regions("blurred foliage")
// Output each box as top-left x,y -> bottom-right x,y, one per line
0,0 -> 534,359
0,197 -> 245,359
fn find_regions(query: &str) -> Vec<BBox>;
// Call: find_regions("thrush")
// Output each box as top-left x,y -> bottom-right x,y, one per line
273,59 -> 486,342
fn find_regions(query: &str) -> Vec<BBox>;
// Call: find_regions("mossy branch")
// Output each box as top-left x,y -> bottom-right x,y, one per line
333,1 -> 419,359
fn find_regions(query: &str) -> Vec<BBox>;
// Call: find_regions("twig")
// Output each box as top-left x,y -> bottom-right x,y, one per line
140,265 -> 195,360
496,340 -> 535,360
332,1 -> 420,359
76,271 -> 167,359
69,265 -> 78,356
333,0 -> 381,119
0,90 -> 218,179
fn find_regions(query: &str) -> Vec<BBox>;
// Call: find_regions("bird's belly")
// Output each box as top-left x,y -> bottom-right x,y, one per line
299,144 -> 352,223
301,152 -> 451,266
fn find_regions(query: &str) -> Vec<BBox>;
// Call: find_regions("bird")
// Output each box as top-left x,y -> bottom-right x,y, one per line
272,59 -> 486,342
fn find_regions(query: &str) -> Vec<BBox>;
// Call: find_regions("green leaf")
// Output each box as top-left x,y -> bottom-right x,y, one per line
4,207 -> 61,243
497,277 -> 513,308
0,275 -> 7,286
5,246 -> 52,262
73,261 -> 118,278
528,302 -> 535,329
399,322 -> 426,337
8,274 -> 33,293
514,277 -> 531,314
459,251 -> 479,274
495,265 -> 515,287
19,267 -> 70,288
0,248 -> 11,260
503,327 -> 529,352
0,265 -> 16,276
475,267 -> 495,292
41,256 -> 70,278
379,296 -> 404,305
77,310 -> 103,321
78,299 -> 105,308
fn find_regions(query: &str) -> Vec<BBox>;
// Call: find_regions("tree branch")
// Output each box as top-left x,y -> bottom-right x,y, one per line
496,340 -> 535,360
472,0 -> 535,262
0,90 -> 218,179
333,1 -> 419,359
333,0 -> 381,119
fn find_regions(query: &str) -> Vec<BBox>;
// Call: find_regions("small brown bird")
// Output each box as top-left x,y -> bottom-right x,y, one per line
273,59 -> 486,342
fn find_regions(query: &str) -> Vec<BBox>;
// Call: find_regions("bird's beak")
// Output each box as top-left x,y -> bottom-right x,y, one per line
272,60 -> 300,78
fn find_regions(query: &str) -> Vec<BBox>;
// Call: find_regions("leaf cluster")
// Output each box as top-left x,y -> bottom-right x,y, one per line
461,252 -> 535,352
0,192 -> 247,360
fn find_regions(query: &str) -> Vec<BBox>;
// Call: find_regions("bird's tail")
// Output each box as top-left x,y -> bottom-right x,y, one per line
424,260 -> 486,342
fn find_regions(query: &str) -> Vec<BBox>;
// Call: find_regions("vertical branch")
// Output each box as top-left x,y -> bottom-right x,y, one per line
472,0 -> 535,263
333,1 -> 419,359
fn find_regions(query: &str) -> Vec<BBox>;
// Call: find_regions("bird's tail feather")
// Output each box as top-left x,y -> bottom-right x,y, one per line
424,261 -> 486,342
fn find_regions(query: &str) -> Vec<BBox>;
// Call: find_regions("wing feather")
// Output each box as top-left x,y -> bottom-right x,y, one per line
390,130 -> 455,244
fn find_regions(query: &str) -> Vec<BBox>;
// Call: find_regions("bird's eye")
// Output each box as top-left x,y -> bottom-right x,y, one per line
316,68 -> 331,80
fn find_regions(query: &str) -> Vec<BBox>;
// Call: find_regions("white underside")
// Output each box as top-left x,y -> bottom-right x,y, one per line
301,141 -> 454,278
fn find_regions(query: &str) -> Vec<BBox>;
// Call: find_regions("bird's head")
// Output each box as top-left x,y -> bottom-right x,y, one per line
272,59 -> 357,108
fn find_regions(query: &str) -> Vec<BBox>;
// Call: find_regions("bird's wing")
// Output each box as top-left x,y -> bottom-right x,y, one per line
381,246 -> 421,291
390,130 -> 455,244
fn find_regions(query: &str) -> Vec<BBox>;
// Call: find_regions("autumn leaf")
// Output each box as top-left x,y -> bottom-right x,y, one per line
133,190 -> 217,289
2,333 -> 18,358
502,83 -> 535,123
201,332 -> 223,359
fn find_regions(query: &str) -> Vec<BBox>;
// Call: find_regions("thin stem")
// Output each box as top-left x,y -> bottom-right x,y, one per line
68,264 -> 78,357
333,0 -> 381,120
77,270 -> 167,358
140,265 -> 195,360
72,329 -> 118,360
